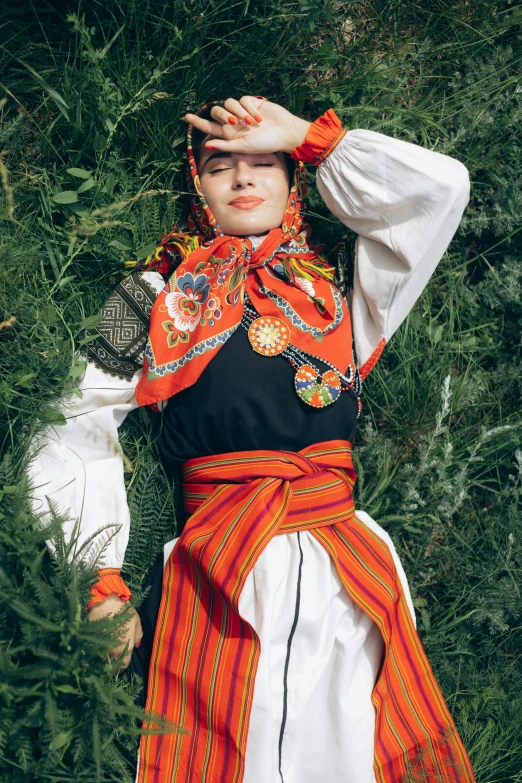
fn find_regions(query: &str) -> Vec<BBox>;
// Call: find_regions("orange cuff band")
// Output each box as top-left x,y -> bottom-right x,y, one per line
291,108 -> 347,166
87,568 -> 133,610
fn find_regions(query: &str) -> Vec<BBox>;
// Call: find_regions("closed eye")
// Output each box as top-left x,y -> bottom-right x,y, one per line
209,163 -> 275,175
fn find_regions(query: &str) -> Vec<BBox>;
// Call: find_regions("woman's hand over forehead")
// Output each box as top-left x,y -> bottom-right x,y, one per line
184,97 -> 311,156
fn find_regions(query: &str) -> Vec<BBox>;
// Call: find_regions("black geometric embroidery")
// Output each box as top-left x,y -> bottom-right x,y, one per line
334,236 -> 355,297
86,272 -> 159,381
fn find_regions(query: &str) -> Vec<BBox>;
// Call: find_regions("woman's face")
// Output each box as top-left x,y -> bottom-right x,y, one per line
197,141 -> 290,236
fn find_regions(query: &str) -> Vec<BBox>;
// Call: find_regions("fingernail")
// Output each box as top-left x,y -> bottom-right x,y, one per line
228,116 -> 238,125
205,145 -> 216,149
244,116 -> 253,125
255,114 -> 262,123
136,640 -> 142,647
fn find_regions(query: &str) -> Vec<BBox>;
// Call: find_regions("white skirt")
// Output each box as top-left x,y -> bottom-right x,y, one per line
158,510 -> 416,783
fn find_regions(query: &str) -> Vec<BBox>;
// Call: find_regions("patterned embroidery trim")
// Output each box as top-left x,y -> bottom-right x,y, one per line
86,272 -> 159,381
247,239 -> 315,273
359,337 -> 386,380
333,237 -> 355,297
316,127 -> 348,166
123,272 -> 158,310
145,324 -> 240,376
257,284 -> 344,338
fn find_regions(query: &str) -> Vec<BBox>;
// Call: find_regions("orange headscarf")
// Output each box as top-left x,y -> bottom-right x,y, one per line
134,101 -> 357,407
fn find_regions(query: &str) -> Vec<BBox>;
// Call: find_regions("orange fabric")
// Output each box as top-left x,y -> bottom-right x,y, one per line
87,568 -> 132,610
134,229 -> 354,406
136,439 -> 474,783
360,336 -> 387,380
291,108 -> 348,166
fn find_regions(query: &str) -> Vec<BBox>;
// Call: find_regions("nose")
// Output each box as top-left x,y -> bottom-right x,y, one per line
232,159 -> 255,189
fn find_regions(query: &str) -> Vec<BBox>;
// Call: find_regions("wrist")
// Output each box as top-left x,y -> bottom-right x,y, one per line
87,568 -> 133,611
290,108 -> 347,166
88,592 -> 127,613
282,118 -> 312,154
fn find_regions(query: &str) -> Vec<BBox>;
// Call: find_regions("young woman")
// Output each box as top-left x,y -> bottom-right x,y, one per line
29,96 -> 474,782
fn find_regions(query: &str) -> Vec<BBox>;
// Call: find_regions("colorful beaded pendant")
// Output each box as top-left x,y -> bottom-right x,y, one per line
247,316 -> 290,356
243,293 -> 361,411
294,364 -> 342,407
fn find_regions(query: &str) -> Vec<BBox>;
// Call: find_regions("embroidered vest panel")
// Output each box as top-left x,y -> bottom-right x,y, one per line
86,272 -> 159,381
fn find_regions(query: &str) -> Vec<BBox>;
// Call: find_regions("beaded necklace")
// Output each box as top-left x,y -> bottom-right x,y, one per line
241,290 -> 362,414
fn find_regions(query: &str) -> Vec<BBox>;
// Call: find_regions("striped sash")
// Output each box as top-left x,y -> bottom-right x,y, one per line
136,439 -> 474,783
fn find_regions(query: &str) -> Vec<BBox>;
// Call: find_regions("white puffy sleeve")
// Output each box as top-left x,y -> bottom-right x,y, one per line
27,270 -> 165,585
316,128 -> 470,376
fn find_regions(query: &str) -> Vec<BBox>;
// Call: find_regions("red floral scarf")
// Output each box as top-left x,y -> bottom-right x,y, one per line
134,101 -> 355,407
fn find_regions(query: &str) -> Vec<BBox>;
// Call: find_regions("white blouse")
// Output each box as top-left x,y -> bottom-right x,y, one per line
27,130 -> 470,571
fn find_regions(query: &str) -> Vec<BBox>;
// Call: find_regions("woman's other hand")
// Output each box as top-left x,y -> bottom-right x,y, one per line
184,97 -> 311,156
88,594 -> 143,670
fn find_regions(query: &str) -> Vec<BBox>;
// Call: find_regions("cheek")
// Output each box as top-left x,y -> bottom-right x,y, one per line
258,172 -> 290,210
199,175 -> 230,212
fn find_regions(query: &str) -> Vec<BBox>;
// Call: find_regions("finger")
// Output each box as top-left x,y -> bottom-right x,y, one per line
200,136 -> 249,154
224,97 -> 255,125
109,643 -> 125,659
110,639 -> 132,665
184,113 -> 225,139
210,105 -> 240,127
109,626 -> 133,658
239,95 -> 264,123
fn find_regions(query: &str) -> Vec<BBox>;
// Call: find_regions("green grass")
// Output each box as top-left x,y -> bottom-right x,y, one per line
0,0 -> 521,779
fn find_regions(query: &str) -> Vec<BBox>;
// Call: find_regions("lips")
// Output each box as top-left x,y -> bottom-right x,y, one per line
228,196 -> 265,210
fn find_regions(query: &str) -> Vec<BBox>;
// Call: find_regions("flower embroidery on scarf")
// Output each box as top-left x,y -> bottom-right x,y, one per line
294,277 -> 316,297
162,321 -> 190,348
165,271 -> 211,332
202,297 -> 222,327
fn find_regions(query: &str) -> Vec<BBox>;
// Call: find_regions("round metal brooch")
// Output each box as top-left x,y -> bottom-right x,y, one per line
247,316 -> 290,356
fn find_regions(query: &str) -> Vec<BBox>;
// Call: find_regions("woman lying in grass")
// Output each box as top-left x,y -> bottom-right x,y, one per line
30,95 -> 474,782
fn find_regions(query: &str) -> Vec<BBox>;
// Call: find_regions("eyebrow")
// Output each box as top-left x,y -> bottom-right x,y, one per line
200,150 -> 278,172
201,151 -> 232,171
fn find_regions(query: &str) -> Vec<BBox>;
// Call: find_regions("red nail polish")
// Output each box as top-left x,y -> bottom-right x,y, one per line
136,640 -> 142,647
244,116 -> 253,125
205,145 -> 216,149
255,114 -> 262,123
228,116 -> 238,125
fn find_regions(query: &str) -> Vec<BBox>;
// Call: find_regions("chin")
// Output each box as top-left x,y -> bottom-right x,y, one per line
218,207 -> 285,238
221,220 -> 282,237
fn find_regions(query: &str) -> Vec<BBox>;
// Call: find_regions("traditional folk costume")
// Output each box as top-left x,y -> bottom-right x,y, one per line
29,107 -> 474,782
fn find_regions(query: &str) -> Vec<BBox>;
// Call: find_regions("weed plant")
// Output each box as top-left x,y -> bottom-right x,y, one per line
0,0 -> 521,780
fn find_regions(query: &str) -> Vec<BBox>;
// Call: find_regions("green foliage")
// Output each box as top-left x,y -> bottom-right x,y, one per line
0,451 -> 181,782
0,0 -> 520,779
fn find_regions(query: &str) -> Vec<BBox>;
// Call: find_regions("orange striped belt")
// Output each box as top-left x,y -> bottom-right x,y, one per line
182,443 -> 357,534
137,439 -> 474,783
